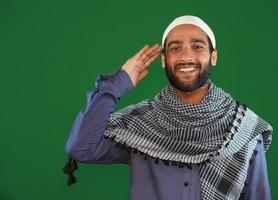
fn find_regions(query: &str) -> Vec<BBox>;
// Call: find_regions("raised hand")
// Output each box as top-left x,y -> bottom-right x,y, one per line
121,44 -> 162,86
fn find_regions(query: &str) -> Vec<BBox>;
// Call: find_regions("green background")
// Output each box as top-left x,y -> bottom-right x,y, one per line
1,0 -> 277,199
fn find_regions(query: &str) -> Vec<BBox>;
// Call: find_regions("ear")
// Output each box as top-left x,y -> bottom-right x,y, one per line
161,53 -> 165,68
211,49 -> 218,66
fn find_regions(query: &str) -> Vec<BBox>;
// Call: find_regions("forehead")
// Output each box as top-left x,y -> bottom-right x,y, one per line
166,24 -> 209,45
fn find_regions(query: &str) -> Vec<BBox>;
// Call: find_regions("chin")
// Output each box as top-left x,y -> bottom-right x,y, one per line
177,80 -> 207,92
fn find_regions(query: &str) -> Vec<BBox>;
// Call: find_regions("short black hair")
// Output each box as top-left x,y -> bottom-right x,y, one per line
162,35 -> 215,54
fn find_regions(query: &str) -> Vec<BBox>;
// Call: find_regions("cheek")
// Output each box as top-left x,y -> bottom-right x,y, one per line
197,53 -> 211,65
199,51 -> 211,60
200,58 -> 212,72
165,53 -> 178,65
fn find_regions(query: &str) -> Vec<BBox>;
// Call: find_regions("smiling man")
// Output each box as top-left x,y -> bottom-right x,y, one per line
64,16 -> 273,200
163,23 -> 217,104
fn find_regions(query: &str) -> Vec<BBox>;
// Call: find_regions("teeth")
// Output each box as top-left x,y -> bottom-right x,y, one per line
179,67 -> 195,72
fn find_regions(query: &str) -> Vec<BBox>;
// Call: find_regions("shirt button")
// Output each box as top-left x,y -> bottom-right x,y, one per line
184,181 -> 189,186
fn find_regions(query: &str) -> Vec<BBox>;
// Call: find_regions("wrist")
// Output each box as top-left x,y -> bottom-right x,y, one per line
95,69 -> 134,101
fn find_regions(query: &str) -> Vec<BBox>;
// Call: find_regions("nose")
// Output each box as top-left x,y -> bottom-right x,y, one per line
179,47 -> 194,62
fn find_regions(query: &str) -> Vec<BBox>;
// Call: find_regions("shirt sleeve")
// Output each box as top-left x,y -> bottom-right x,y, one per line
65,68 -> 134,164
239,134 -> 272,200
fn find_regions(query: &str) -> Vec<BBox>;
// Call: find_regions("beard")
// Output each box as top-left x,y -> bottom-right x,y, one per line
164,56 -> 212,92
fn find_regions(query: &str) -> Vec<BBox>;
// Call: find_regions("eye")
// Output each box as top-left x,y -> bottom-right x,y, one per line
194,45 -> 203,49
169,46 -> 181,52
192,44 -> 204,50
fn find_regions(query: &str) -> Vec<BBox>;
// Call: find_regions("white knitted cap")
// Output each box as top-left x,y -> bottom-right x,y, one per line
162,15 -> 216,49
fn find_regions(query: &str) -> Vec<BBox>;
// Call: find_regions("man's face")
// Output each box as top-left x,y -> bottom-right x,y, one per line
162,24 -> 217,92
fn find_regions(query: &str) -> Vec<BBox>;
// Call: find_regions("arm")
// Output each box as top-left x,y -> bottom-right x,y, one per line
65,69 -> 134,164
240,134 -> 272,200
65,44 -> 162,164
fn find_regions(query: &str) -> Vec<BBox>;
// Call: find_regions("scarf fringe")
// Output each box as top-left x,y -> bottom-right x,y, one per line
62,136 -> 261,187
104,134 -> 196,169
104,124 -> 262,173
63,158 -> 78,186
105,101 -> 245,164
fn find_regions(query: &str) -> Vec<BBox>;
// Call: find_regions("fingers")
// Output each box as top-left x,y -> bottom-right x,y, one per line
143,49 -> 161,67
135,45 -> 150,60
139,44 -> 161,62
144,45 -> 161,61
142,45 -> 161,67
122,44 -> 161,86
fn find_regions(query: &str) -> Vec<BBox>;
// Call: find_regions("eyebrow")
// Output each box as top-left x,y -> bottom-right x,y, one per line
167,38 -> 207,48
190,38 -> 207,45
167,40 -> 183,48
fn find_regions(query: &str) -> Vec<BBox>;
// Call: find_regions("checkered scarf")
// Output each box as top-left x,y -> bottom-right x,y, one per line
104,83 -> 272,200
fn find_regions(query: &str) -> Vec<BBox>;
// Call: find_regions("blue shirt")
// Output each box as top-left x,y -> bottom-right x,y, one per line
65,69 -> 271,200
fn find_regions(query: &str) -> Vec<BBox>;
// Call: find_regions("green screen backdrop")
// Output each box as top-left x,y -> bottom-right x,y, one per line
1,0 -> 277,199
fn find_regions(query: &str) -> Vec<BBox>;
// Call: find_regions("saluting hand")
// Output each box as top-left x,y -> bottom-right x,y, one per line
121,44 -> 162,86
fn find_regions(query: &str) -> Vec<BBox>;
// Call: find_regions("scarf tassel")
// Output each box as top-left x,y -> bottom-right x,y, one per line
107,135 -> 196,169
63,158 -> 79,186
223,102 -> 247,149
155,157 -> 159,164
163,160 -> 169,166
249,148 -> 258,165
143,154 -> 148,160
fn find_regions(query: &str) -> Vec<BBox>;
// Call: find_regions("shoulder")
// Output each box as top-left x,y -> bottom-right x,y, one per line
245,108 -> 273,152
114,99 -> 154,116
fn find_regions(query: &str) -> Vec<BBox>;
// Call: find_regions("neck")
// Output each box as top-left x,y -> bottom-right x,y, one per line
173,83 -> 210,104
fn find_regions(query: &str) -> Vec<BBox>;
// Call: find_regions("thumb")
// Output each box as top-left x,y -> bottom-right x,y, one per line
137,70 -> 149,83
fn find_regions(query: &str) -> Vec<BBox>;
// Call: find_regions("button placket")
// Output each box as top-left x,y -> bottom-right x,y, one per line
181,165 -> 192,200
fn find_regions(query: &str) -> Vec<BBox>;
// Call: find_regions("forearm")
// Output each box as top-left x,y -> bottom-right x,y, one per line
65,69 -> 133,162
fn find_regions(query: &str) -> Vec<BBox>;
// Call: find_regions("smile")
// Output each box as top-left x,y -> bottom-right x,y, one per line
178,67 -> 196,72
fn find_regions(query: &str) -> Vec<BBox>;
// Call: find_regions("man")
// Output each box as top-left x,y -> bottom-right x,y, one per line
64,15 -> 272,200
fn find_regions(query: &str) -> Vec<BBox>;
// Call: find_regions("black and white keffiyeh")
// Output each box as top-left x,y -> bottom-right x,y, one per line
104,82 -> 272,200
